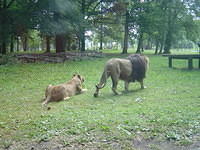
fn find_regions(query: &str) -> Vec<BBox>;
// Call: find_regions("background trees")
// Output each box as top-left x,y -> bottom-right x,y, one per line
0,0 -> 199,55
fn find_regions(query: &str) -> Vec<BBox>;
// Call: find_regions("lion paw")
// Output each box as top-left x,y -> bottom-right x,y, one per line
114,92 -> 122,95
64,97 -> 70,100
141,86 -> 147,89
82,89 -> 88,92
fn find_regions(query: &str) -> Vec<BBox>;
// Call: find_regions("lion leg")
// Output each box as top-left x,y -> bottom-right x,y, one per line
124,81 -> 129,92
94,86 -> 99,97
64,97 -> 70,100
42,85 -> 52,106
139,79 -> 146,89
42,95 -> 51,106
81,89 -> 88,93
111,75 -> 120,95
42,100 -> 48,106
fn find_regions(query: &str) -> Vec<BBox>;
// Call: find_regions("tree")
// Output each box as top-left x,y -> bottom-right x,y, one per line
0,0 -> 16,54
161,0 -> 199,53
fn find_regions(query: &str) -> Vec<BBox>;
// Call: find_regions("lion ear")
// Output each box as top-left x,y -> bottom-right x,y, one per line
77,74 -> 81,79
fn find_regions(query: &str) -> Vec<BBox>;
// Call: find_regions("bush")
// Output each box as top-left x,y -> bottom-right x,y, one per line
0,54 -> 18,65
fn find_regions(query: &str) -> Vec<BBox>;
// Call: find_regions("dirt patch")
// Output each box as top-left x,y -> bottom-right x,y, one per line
133,135 -> 200,150
5,134 -> 200,150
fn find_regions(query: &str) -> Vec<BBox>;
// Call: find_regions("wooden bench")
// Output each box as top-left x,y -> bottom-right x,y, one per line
163,54 -> 200,69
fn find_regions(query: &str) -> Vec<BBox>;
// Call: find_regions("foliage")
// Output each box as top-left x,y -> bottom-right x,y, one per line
0,0 -> 200,53
0,54 -> 17,65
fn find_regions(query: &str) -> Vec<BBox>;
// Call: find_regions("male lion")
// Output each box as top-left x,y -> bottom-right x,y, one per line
43,74 -> 87,105
94,54 -> 149,97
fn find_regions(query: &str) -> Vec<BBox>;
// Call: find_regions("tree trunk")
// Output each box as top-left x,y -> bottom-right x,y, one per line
146,37 -> 152,50
99,23 -> 103,50
80,0 -> 86,52
0,43 -> 2,54
10,35 -> 14,53
159,32 -> 166,54
66,35 -> 72,51
0,44 -> 2,54
163,7 -> 176,54
55,34 -> 66,53
80,31 -> 85,52
163,30 -> 172,54
159,42 -> 163,54
46,36 -> 51,53
2,41 -> 7,54
99,2 -> 103,50
122,10 -> 129,54
16,37 -> 19,51
136,31 -> 143,53
155,40 -> 159,54
22,35 -> 28,51
1,1 -> 7,54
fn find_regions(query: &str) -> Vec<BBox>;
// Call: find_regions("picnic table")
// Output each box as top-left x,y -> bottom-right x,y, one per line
163,54 -> 200,69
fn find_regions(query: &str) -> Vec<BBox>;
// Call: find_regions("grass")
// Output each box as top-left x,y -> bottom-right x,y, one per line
0,50 -> 200,149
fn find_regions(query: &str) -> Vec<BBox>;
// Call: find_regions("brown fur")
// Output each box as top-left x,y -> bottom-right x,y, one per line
94,54 -> 149,97
43,74 -> 87,105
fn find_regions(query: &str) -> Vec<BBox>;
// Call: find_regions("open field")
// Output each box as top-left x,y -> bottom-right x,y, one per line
0,51 -> 200,149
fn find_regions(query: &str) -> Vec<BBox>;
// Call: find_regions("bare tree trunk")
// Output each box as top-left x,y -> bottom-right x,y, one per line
16,37 -> 19,51
163,30 -> 172,54
1,1 -> 7,54
159,42 -> 163,54
2,41 -> 6,54
99,2 -> 103,50
78,38 -> 81,51
22,35 -> 28,51
146,37 -> 152,50
136,32 -> 143,53
46,36 -> 51,53
159,33 -> 166,54
0,44 -> 2,54
99,23 -> 103,50
80,30 -> 85,52
155,39 -> 159,54
66,35 -> 72,51
55,34 -> 66,53
163,7 -> 176,54
10,35 -> 14,53
80,0 -> 85,52
122,10 -> 129,54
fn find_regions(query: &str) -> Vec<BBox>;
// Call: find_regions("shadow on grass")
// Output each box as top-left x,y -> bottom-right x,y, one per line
93,88 -> 145,100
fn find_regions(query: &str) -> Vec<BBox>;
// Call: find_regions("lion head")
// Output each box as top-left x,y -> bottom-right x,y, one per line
72,74 -> 85,83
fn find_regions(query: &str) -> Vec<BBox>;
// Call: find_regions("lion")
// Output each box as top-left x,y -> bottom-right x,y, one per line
42,74 -> 87,105
94,54 -> 149,97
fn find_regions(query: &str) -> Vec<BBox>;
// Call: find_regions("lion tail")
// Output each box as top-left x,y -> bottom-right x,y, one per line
96,70 -> 109,89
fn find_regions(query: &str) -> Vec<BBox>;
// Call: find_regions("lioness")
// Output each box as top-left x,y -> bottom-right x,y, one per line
94,54 -> 149,97
43,74 -> 87,105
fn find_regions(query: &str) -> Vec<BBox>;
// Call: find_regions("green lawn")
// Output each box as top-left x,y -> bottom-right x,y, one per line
0,52 -> 200,149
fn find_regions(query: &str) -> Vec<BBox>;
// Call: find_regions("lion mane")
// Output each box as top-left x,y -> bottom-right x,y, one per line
127,54 -> 149,82
94,54 -> 149,97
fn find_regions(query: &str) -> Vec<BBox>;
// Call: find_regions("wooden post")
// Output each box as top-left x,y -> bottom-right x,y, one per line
169,57 -> 172,68
188,58 -> 193,70
198,58 -> 200,69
